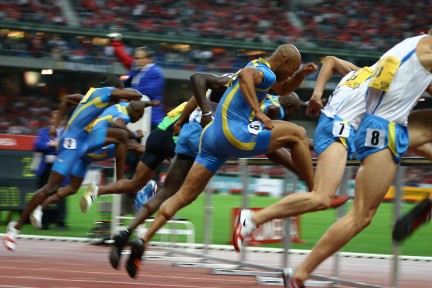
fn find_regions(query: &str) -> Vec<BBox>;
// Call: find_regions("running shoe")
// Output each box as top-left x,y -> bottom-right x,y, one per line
125,238 -> 145,278
134,180 -> 158,211
282,268 -> 305,288
4,221 -> 19,251
393,197 -> 432,243
232,209 -> 256,252
80,183 -> 99,213
329,194 -> 350,209
109,229 -> 131,269
30,205 -> 43,229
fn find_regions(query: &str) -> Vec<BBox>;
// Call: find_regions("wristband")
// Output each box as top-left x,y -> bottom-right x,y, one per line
202,111 -> 212,116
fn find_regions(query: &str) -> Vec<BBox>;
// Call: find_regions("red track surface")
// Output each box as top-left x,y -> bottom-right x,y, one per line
0,238 -> 430,288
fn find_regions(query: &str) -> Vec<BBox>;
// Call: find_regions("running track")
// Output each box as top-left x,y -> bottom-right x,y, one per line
0,238 -> 430,288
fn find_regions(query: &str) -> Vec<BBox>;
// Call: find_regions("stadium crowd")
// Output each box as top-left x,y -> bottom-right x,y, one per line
1,0 -> 430,50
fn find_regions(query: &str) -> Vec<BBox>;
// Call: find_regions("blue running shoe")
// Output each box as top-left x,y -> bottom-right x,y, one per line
134,180 -> 158,211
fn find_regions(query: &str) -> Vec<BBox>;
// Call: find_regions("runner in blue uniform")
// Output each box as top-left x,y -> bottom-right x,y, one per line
30,101 -> 148,228
4,76 -> 148,251
120,44 -> 318,278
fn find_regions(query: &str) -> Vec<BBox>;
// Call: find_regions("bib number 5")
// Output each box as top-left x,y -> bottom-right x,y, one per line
364,128 -> 385,148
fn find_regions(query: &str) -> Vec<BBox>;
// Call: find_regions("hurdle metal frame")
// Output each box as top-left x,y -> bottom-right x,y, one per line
110,157 -> 432,287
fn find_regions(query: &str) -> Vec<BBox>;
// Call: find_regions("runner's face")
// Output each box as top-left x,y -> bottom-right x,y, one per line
275,59 -> 300,81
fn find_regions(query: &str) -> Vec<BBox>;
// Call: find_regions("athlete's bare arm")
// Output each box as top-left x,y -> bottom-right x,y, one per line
271,62 -> 318,96
111,117 -> 140,139
111,88 -> 144,102
417,36 -> 432,72
190,73 -> 230,128
238,67 -> 273,130
307,56 -> 360,117
50,94 -> 84,137
173,98 -> 199,136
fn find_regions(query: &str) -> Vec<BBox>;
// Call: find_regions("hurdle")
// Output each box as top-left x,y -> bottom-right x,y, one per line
109,157 -> 431,287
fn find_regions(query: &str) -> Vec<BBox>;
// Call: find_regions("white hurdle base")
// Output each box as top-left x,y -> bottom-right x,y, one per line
256,274 -> 385,287
257,276 -> 333,286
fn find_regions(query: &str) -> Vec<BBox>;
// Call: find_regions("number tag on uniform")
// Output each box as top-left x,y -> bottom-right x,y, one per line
332,121 -> 350,138
341,67 -> 373,89
248,121 -> 262,135
368,56 -> 401,92
365,128 -> 385,148
63,138 -> 77,149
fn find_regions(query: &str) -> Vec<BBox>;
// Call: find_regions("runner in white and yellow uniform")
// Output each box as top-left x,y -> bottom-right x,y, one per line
285,34 -> 432,288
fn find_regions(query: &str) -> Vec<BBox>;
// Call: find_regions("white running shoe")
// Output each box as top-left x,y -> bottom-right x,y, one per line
4,221 -> 20,251
80,183 -> 99,213
232,209 -> 256,252
30,205 -> 43,229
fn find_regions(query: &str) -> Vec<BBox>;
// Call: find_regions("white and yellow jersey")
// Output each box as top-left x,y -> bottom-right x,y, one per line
322,67 -> 373,130
364,35 -> 432,126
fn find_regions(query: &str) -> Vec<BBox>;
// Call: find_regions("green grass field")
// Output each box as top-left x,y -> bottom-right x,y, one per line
5,190 -> 432,257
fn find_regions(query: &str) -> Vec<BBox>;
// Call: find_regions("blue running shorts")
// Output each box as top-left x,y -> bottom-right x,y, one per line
355,113 -> 408,163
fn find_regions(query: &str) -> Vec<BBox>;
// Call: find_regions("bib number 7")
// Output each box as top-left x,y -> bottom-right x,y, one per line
332,120 -> 350,138
364,128 -> 385,148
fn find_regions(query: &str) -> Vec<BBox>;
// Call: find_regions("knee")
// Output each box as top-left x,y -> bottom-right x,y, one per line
118,130 -> 129,143
290,126 -> 308,144
159,200 -> 176,220
41,184 -> 60,197
350,209 -> 376,232
308,191 -> 333,211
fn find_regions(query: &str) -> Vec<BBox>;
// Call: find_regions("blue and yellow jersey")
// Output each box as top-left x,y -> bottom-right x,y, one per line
215,58 -> 276,125
65,87 -> 115,133
85,102 -> 130,132
260,94 -> 284,120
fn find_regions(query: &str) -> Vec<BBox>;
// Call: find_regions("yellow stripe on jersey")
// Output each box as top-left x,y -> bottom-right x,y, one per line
222,84 -> 256,150
388,121 -> 397,158
198,120 -> 213,153
80,87 -> 96,104
66,94 -> 109,130
252,58 -> 271,69
167,102 -> 187,119
85,115 -> 113,132
86,150 -> 108,159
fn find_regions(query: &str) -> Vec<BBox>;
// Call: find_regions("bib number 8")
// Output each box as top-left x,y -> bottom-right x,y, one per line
364,128 -> 385,148
248,121 -> 262,135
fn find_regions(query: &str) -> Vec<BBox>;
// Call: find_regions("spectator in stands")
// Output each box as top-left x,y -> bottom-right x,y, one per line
33,110 -> 67,230
108,32 -> 167,209
108,32 -> 166,130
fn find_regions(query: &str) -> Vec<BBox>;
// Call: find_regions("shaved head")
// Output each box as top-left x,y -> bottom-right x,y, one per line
128,100 -> 146,123
268,44 -> 302,81
274,44 -> 301,62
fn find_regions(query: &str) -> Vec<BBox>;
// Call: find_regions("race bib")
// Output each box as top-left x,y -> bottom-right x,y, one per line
63,138 -> 77,149
364,128 -> 385,148
368,56 -> 401,92
341,67 -> 373,89
332,120 -> 350,138
248,121 -> 263,135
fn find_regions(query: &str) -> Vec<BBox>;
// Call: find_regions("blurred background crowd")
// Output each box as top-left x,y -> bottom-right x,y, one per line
0,0 -> 431,182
